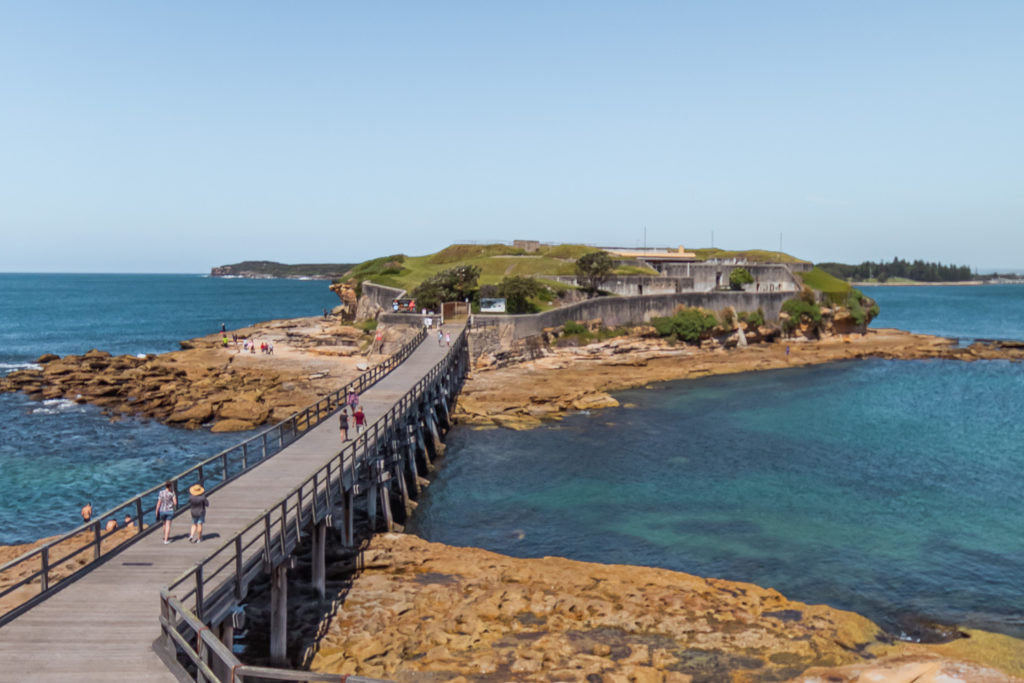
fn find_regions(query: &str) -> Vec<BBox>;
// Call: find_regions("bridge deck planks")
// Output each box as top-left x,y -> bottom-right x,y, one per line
0,332 -> 455,682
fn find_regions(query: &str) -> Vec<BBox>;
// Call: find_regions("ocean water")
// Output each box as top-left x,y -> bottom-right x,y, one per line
0,274 -> 339,544
408,285 -> 1024,639
860,283 -> 1024,341
3,276 -> 1023,640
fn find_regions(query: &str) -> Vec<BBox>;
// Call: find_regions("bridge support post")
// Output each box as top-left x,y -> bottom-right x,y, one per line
406,435 -> 421,494
212,620 -> 234,682
379,478 -> 393,531
415,422 -> 433,471
270,564 -> 288,666
427,410 -> 444,457
311,520 -> 326,599
367,481 -> 378,532
439,394 -> 452,428
341,490 -> 354,547
394,462 -> 412,519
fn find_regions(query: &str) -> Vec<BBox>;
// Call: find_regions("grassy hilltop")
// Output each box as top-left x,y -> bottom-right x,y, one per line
340,243 -> 808,292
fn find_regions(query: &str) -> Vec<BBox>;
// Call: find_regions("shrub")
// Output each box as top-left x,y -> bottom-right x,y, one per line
729,267 -> 754,290
781,298 -> 822,332
739,309 -> 765,328
651,308 -> 718,342
563,320 -> 587,335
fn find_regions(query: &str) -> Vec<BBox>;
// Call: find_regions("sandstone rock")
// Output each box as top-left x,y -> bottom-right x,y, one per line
572,393 -> 620,411
210,418 -> 259,433
491,414 -> 544,430
167,402 -> 215,424
217,397 -> 270,424
35,353 -> 59,364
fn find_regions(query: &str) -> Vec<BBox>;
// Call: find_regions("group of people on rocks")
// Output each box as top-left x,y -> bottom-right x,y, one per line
338,391 -> 366,442
218,323 -> 274,355
241,339 -> 274,354
80,503 -> 141,533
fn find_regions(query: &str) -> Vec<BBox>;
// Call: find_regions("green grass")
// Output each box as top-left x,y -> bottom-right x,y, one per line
690,248 -> 810,264
345,242 -> 807,294
798,267 -> 853,295
342,243 -> 596,292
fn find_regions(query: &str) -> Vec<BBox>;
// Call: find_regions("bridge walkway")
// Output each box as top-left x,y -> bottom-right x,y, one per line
0,331 -> 452,683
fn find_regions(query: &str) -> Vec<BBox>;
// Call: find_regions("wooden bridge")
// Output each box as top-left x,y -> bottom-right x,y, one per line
0,326 -> 468,682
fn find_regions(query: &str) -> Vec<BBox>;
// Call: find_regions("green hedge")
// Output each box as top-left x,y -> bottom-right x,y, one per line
651,308 -> 718,342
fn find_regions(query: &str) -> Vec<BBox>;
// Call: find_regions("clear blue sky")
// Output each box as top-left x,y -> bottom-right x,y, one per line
2,1 -> 1022,273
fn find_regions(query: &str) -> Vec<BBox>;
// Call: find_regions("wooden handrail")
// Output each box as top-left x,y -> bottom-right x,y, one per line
0,328 -> 427,621
159,328 -> 468,682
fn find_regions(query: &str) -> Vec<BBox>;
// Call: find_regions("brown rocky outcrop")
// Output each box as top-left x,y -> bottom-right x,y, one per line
297,534 -> 1023,682
328,282 -> 359,321
0,316 -> 412,432
457,328 -> 1024,430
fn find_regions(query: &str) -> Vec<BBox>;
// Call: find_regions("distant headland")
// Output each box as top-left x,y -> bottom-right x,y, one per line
210,260 -> 354,280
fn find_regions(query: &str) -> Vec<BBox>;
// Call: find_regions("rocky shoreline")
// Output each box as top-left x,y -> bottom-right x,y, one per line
257,533 -> 1021,682
454,328 -> 1024,430
0,317 -> 414,433
5,320 -> 1024,680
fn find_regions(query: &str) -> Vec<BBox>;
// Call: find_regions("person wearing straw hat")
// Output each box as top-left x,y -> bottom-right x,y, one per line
188,483 -> 210,543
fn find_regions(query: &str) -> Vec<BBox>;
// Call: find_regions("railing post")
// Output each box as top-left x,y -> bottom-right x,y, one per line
93,521 -> 101,559
279,501 -> 287,557
263,513 -> 273,570
234,536 -> 244,600
194,564 -> 205,622
135,497 -> 144,534
242,442 -> 249,469
262,432 -> 268,460
221,452 -> 228,482
39,546 -> 49,593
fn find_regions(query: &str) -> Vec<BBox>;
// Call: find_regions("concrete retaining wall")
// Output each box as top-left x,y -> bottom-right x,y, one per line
473,290 -> 790,341
357,282 -> 407,320
654,263 -> 802,292
547,275 -> 694,296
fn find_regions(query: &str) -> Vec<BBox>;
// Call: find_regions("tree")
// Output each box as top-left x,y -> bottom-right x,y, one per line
497,276 -> 543,314
729,267 -> 754,290
575,251 -> 613,293
411,264 -> 481,310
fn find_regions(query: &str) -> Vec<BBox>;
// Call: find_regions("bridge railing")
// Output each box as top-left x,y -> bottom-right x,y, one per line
159,329 -> 468,682
0,327 -> 427,624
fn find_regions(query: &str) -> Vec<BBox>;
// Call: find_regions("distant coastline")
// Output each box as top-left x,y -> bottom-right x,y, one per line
852,280 -> 986,287
210,260 -> 353,280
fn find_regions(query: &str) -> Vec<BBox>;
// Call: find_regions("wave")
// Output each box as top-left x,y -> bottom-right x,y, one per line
31,398 -> 86,415
0,362 -> 42,372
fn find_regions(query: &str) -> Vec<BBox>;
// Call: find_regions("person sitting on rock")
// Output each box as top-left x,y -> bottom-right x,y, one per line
80,502 -> 93,523
124,514 -> 134,528
105,518 -> 118,532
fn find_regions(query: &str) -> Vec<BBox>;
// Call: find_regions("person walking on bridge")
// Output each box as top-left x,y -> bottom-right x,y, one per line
354,406 -> 366,434
339,406 -> 350,442
156,482 -> 177,544
188,484 -> 209,543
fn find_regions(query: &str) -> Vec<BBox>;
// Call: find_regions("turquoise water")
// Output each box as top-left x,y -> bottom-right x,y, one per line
3,276 -> 1023,639
409,288 -> 1024,638
860,283 -> 1024,341
0,274 -> 339,544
